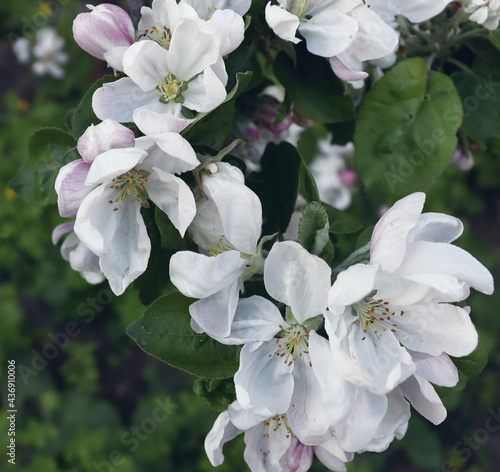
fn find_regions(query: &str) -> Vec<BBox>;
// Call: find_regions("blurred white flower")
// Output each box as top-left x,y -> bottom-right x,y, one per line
32,27 -> 69,79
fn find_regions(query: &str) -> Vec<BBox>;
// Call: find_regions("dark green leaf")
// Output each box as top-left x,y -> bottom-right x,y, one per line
298,202 -> 334,264
451,51 -> 500,147
274,44 -> 355,123
355,58 -> 463,201
247,142 -> 300,235
126,292 -> 241,379
9,128 -> 77,206
193,378 -> 236,411
323,203 -> 362,234
182,72 -> 253,149
452,333 -> 488,379
71,74 -> 119,139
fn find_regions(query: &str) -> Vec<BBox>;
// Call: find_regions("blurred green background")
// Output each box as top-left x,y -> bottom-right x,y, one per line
0,1 -> 499,471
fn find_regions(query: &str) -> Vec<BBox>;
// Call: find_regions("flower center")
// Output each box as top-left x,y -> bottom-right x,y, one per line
351,298 -> 404,341
289,0 -> 318,19
262,414 -> 293,439
140,25 -> 172,49
108,169 -> 150,211
273,324 -> 311,367
157,72 -> 185,104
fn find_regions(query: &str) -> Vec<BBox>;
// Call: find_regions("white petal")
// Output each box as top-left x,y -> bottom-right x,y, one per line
75,184 -> 150,295
55,159 -> 92,218
393,303 -> 478,358
52,222 -> 74,244
280,439 -> 314,472
92,77 -> 164,123
182,67 -> 227,113
170,250 -> 245,298
398,0 -> 453,23
189,281 -> 241,338
205,410 -> 241,466
336,388 -> 388,453
62,233 -> 105,284
299,10 -> 358,57
407,212 -> 463,244
235,341 -> 294,414
204,178 -> 262,254
133,108 -> 193,135
265,3 -> 301,44
85,148 -> 148,186
244,421 -> 292,472
77,119 -> 135,163
102,45 -> 129,71
264,241 -> 330,324
314,437 -> 351,471
223,296 -> 284,345
209,9 -> 245,56
412,351 -> 458,387
329,55 -> 368,83
328,263 -> 378,315
134,135 -> 199,176
347,6 -> 398,61
168,18 -> 220,79
147,170 -> 196,236
370,192 -> 425,273
399,375 -> 447,425
287,357 -> 331,445
308,331 -> 353,427
396,240 -> 494,297
123,40 -> 170,91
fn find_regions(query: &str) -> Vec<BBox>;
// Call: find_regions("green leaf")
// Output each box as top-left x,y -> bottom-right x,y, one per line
451,333 -> 488,379
193,378 -> 236,411
9,128 -> 77,206
323,203 -> 362,234
126,292 -> 241,379
451,51 -> 500,147
274,43 -> 355,124
298,202 -> 334,264
247,142 -> 300,236
70,74 -> 119,139
355,58 -> 463,201
181,71 -> 253,149
489,29 -> 500,49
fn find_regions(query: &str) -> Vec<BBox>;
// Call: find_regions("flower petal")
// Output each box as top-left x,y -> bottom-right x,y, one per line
203,178 -> 262,254
205,410 -> 241,466
393,303 -> 478,358
264,241 -> 331,324
299,10 -> 358,57
412,351 -> 458,387
182,67 -> 227,113
407,212 -> 463,244
235,341 -> 294,414
370,192 -> 426,273
189,281 -> 241,338
265,3 -> 301,44
223,296 -> 284,345
147,170 -> 196,236
55,159 -> 92,218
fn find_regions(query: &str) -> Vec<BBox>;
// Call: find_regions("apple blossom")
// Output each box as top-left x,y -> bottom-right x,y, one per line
32,27 -> 68,79
52,222 -> 105,284
326,192 -> 494,395
92,18 -> 226,123
464,0 -> 500,30
169,172 -> 264,338
73,3 -> 135,71
205,401 -> 353,472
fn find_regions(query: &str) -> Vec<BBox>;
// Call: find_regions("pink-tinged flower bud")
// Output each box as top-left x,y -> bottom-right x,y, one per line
73,4 -> 134,64
340,169 -> 357,186
257,104 -> 293,135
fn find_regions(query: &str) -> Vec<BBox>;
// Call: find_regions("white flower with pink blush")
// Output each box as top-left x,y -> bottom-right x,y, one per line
326,192 -> 494,395
73,3 -> 135,71
92,18 -> 226,123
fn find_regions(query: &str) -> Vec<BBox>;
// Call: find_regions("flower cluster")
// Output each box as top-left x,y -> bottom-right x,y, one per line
47,1 -> 497,470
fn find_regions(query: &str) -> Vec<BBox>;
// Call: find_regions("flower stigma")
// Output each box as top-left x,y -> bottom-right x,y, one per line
156,72 -> 185,104
108,169 -> 150,211
351,298 -> 404,341
273,324 -> 311,367
140,25 -> 172,49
